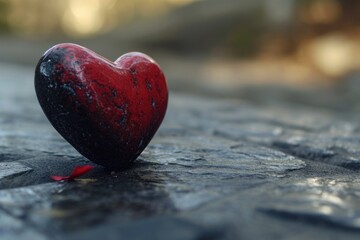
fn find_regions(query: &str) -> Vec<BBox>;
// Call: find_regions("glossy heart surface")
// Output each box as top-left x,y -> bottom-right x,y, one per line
35,43 -> 168,169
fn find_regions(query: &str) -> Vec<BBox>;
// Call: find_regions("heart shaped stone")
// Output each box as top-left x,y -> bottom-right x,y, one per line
35,43 -> 168,169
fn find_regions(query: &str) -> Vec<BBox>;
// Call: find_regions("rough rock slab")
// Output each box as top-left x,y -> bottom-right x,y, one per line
1,63 -> 360,239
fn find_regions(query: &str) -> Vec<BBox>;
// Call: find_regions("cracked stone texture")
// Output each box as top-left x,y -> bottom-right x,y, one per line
1,63 -> 360,240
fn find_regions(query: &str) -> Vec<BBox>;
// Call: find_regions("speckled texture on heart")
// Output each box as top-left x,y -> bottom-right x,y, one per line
35,43 -> 168,169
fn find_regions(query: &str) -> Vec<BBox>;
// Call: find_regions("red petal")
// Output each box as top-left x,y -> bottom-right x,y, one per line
51,165 -> 94,181
51,176 -> 69,181
68,165 -> 94,179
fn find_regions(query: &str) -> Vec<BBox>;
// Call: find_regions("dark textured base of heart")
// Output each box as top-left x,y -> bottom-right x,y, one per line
34,44 -> 168,170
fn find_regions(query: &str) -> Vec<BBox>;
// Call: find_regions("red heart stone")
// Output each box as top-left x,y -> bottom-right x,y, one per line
35,43 -> 168,169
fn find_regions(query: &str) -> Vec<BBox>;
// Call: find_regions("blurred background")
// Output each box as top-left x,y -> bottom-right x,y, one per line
1,0 -> 360,112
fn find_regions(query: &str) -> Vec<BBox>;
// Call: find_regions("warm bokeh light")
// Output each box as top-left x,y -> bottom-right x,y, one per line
299,0 -> 341,24
167,0 -> 196,6
3,0 -> 198,37
306,34 -> 360,77
6,0 -> 64,36
63,0 -> 105,35
1,0 -> 360,88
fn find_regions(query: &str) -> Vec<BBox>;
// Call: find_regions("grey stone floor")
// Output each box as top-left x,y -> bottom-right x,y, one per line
1,63 -> 360,240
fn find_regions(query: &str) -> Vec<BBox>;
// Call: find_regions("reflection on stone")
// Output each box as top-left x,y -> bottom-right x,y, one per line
260,177 -> 360,230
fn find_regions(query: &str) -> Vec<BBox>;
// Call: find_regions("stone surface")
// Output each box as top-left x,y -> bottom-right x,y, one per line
0,162 -> 32,179
1,63 -> 360,239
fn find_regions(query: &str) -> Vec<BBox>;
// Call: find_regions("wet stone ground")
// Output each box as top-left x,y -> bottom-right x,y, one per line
1,63 -> 360,240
